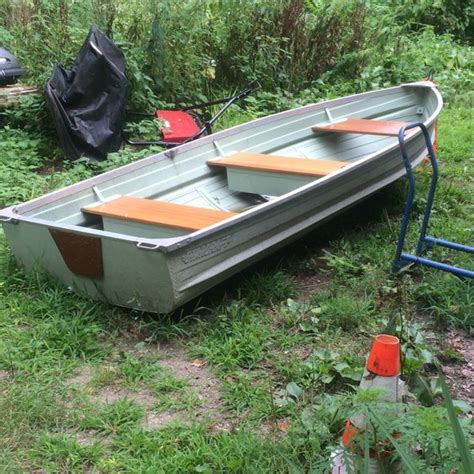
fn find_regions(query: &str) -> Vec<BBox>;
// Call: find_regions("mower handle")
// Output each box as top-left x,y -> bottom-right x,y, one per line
182,81 -> 261,111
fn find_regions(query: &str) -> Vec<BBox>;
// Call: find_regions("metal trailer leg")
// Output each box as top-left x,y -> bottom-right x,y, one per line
392,121 -> 473,278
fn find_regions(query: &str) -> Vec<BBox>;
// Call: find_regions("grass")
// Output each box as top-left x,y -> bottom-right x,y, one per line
0,103 -> 472,471
80,399 -> 145,434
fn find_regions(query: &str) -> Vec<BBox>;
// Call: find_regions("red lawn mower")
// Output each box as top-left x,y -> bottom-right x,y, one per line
126,80 -> 260,147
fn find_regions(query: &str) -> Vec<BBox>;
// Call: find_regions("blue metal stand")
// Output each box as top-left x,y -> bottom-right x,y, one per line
392,121 -> 473,278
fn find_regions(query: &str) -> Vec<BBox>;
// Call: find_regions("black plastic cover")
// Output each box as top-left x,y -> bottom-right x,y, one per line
45,26 -> 129,160
0,48 -> 26,85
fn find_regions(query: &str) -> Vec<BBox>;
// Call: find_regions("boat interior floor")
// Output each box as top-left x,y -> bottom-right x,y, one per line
79,116 -> 412,239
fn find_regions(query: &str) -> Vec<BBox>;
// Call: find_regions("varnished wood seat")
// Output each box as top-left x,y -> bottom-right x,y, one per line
83,195 -> 236,231
312,118 -> 409,136
208,152 -> 347,176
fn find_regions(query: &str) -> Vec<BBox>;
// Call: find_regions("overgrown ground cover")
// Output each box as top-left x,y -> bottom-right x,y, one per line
0,0 -> 473,472
0,102 -> 472,473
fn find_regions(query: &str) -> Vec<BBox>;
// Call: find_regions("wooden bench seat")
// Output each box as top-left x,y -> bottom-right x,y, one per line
207,152 -> 346,197
83,196 -> 236,232
312,118 -> 408,136
208,152 -> 346,176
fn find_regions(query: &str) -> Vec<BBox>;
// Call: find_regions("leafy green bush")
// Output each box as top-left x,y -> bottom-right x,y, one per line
0,126 -> 50,207
2,0 -> 471,107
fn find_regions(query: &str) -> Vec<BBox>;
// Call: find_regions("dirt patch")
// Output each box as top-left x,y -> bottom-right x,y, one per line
252,417 -> 295,440
92,385 -> 156,407
66,365 -> 93,386
294,271 -> 331,301
63,428 -> 107,448
437,329 -> 474,405
65,359 -> 156,406
0,369 -> 11,383
143,411 -> 186,429
62,427 -> 115,456
66,341 -> 231,431
75,430 -> 98,447
158,343 -> 228,421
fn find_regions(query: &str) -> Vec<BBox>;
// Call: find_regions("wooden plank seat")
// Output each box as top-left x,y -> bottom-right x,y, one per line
83,195 -> 236,232
208,152 -> 347,176
207,152 -> 347,197
312,118 -> 409,136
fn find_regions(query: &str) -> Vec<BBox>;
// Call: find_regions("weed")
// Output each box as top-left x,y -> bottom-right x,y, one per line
80,399 -> 144,434
237,269 -> 297,307
412,275 -> 473,330
87,366 -> 118,391
30,432 -> 103,472
153,388 -> 201,414
190,302 -> 272,370
116,354 -> 161,387
309,292 -> 376,332
123,118 -> 164,142
0,126 -> 51,207
301,349 -> 363,389
148,371 -> 187,394
222,371 -> 275,418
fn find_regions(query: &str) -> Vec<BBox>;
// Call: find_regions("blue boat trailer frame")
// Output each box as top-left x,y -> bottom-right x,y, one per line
392,121 -> 473,278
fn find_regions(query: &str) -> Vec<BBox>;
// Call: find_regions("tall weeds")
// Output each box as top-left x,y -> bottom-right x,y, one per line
0,0 -> 472,107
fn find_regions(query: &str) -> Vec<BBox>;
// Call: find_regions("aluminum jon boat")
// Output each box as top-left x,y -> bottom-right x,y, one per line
0,82 -> 442,313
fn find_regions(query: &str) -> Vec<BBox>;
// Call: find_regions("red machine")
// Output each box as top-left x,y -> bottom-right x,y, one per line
127,81 -> 260,148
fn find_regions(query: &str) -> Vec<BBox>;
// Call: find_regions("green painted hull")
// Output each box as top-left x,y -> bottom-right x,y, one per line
0,83 -> 443,312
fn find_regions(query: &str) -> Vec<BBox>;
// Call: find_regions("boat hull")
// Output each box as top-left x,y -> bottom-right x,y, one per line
0,83 -> 443,313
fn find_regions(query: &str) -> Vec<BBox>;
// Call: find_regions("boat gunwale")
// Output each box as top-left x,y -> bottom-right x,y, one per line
0,82 -> 442,253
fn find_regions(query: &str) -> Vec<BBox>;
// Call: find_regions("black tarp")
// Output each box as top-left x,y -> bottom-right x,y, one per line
45,26 -> 129,160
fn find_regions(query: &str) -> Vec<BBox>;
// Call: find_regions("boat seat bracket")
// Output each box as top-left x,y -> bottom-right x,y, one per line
92,185 -> 105,202
324,107 -> 335,123
392,121 -> 473,278
213,140 -> 227,157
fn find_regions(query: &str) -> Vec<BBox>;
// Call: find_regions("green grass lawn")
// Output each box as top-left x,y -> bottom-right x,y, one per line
0,105 -> 472,472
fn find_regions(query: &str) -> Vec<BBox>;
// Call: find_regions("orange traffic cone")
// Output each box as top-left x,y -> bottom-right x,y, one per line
332,334 -> 404,473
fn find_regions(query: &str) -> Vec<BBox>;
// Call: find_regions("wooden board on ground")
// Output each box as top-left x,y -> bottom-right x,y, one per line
0,84 -> 40,109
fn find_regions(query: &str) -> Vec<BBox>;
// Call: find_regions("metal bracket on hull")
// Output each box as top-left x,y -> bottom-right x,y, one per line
0,215 -> 17,224
0,206 -> 19,224
92,185 -> 106,202
213,140 -> 227,157
324,107 -> 335,123
136,241 -> 161,250
392,121 -> 473,279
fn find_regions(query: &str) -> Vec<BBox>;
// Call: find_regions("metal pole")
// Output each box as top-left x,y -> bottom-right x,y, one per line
392,124 -> 417,272
415,124 -> 439,255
